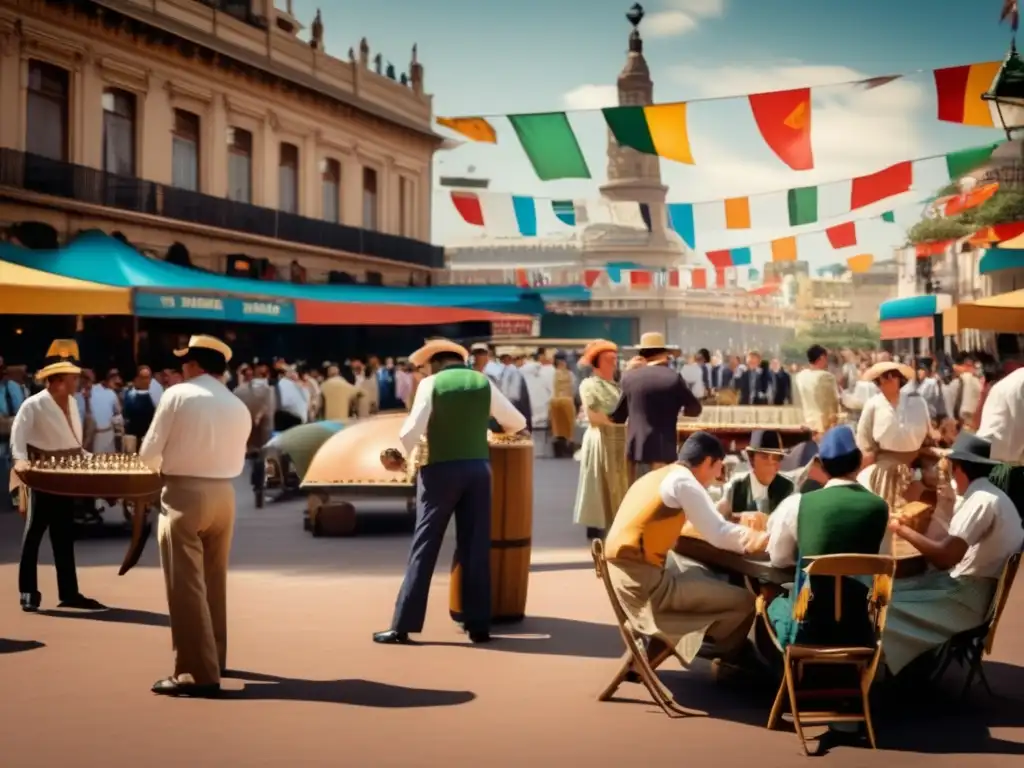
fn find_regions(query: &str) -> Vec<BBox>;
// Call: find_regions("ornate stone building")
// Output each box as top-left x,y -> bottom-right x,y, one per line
0,0 -> 443,283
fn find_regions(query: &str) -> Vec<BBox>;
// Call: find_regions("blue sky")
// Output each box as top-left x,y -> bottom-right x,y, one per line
291,0 -> 1012,271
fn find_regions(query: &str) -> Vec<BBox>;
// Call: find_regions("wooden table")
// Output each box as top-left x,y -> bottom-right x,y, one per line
676,425 -> 810,452
674,533 -> 926,584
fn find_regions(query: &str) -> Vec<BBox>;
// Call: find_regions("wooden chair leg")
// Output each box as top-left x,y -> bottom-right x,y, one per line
598,651 -> 633,702
766,679 -> 787,731
860,673 -> 878,749
783,661 -> 810,756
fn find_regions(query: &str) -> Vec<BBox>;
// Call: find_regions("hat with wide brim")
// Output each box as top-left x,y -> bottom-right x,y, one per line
35,339 -> 82,381
946,432 -> 998,466
580,339 -> 618,367
174,334 -> 233,363
409,339 -> 469,367
636,331 -> 680,352
469,343 -> 490,355
745,429 -> 787,456
862,361 -> 914,383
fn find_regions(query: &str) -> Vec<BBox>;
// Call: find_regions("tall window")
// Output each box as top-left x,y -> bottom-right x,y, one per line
102,88 -> 136,176
362,166 -> 378,230
398,176 -> 411,236
172,109 -> 200,192
26,60 -> 69,161
321,158 -> 340,223
227,127 -> 252,203
278,142 -> 299,214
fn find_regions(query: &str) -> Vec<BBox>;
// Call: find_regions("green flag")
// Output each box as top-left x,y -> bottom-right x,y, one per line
507,113 -> 591,181
945,143 -> 1000,180
787,186 -> 818,226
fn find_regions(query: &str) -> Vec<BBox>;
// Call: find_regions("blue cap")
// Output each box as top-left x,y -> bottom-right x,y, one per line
818,425 -> 858,461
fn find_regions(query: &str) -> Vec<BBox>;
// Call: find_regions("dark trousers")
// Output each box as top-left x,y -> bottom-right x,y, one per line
391,459 -> 492,634
19,491 -> 79,599
249,455 -> 265,491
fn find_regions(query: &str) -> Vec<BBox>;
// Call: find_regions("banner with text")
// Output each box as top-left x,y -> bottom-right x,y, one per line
134,292 -> 296,324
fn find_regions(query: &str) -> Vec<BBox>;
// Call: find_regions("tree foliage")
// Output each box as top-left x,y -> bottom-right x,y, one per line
906,189 -> 1024,244
781,323 -> 881,362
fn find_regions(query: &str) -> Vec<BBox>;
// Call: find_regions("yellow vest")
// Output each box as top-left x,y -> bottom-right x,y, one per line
604,464 -> 683,568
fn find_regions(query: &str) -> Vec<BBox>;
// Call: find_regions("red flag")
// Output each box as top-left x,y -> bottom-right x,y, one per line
748,88 -> 814,171
850,162 -> 912,209
915,240 -> 954,258
706,249 -> 733,268
629,270 -> 652,288
583,269 -> 602,288
514,269 -> 529,287
691,268 -> 707,290
825,222 -> 857,249
668,270 -> 680,288
714,268 -> 727,288
451,191 -> 484,226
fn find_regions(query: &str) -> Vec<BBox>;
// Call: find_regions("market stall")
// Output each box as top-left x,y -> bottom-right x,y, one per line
0,260 -> 131,316
942,288 -> 1024,334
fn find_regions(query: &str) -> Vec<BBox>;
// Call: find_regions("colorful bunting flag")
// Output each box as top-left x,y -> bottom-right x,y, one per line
724,197 -> 751,229
851,161 -> 912,209
552,200 -> 576,226
705,248 -> 752,267
436,117 -> 497,143
667,203 -> 696,248
448,191 -> 538,235
770,237 -> 798,262
847,254 -> 874,273
787,187 -> 818,226
881,211 -> 896,223
691,268 -> 708,290
946,143 -> 1000,180
825,222 -> 857,249
507,113 -> 591,181
934,62 -> 1001,127
450,191 -> 484,226
933,181 -> 999,216
603,103 -> 694,164
749,88 -> 814,171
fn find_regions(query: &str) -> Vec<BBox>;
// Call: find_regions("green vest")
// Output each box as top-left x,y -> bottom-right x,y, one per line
730,473 -> 794,515
425,366 -> 491,465
783,483 -> 890,647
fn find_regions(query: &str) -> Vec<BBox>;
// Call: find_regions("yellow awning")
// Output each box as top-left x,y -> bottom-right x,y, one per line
0,261 -> 132,315
943,289 -> 1024,334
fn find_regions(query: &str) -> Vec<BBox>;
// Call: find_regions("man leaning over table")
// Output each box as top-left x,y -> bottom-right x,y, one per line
603,431 -> 767,681
765,426 -> 890,649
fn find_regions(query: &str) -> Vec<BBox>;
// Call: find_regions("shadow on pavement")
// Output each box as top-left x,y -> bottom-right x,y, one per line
221,671 -> 475,708
419,615 -> 624,659
39,607 -> 170,627
529,561 -> 594,574
0,638 -> 46,655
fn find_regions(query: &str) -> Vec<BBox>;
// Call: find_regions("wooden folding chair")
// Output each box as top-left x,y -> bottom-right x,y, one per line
590,539 -> 697,717
932,551 -> 1021,699
756,554 -> 896,755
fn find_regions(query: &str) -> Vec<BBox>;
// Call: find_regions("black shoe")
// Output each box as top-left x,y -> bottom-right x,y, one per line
151,677 -> 221,698
20,592 -> 41,612
373,630 -> 412,645
58,594 -> 107,610
468,631 -> 491,644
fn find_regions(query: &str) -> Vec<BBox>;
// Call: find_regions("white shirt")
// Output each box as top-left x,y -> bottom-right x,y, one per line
659,465 -> 753,554
148,378 -> 164,406
959,372 -> 982,419
77,384 -> 119,429
793,368 -> 839,433
276,377 -> 309,423
947,477 -> 1024,579
520,361 -> 555,427
9,389 -> 83,460
399,373 -> 527,455
766,478 -> 891,567
856,392 -> 930,454
977,367 -> 1024,464
679,363 -> 706,400
139,374 -> 251,479
716,470 -> 769,516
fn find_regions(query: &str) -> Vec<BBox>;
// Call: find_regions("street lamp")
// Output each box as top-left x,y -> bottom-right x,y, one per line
984,43 -> 1024,139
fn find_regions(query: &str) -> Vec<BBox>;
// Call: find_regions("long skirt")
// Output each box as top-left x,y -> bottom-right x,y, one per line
606,554 -> 755,665
572,425 -> 627,529
878,571 -> 994,675
548,397 -> 577,441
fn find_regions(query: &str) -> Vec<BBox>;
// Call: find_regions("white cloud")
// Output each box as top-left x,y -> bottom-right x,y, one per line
666,0 -> 726,17
644,11 -> 698,37
562,84 -> 619,111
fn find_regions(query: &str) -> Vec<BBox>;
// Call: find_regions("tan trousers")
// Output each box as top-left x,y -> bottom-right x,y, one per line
158,476 -> 236,686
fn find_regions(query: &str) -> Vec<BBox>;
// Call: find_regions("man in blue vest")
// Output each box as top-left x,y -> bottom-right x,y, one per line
375,339 -> 527,645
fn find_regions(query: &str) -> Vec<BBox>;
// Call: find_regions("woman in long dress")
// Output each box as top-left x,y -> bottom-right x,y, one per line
572,340 -> 628,539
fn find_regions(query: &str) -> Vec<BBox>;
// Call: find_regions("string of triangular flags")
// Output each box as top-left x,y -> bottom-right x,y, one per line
913,218 -> 1024,257
437,61 -> 1002,181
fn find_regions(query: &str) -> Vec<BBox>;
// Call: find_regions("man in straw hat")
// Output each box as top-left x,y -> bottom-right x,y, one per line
376,338 -> 526,645
716,430 -> 795,519
139,335 -> 251,696
855,360 -> 931,503
611,331 -> 701,483
10,340 -> 105,612
604,431 -> 767,679
883,432 -> 1023,675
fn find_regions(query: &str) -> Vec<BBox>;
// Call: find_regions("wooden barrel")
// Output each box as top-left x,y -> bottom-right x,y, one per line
449,441 -> 534,624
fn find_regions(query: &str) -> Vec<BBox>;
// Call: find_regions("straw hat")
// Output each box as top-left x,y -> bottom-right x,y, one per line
173,334 -> 233,363
469,342 -> 490,355
580,339 -> 618,367
636,331 -> 679,352
35,339 -> 82,381
862,361 -> 914,383
409,338 -> 469,367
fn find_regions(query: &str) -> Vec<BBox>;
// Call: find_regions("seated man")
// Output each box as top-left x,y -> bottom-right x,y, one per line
717,430 -> 796,519
883,432 -> 1024,676
766,426 -> 891,648
604,432 -> 767,672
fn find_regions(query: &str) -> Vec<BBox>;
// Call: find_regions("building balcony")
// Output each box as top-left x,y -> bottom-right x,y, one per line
0,148 -> 444,269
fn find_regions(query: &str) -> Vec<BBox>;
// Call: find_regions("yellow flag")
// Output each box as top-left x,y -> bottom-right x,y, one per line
436,117 -> 497,143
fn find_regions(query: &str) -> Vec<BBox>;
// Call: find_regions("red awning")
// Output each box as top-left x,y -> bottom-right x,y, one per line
880,316 -> 934,340
294,300 -> 533,327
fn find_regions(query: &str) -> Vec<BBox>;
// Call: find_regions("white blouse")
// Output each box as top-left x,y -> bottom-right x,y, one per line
856,392 -> 930,454
9,390 -> 83,460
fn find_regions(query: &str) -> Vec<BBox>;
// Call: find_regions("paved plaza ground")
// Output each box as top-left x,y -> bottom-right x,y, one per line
1,459 -> 1023,767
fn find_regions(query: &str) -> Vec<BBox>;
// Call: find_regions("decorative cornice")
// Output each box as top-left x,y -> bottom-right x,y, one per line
315,129 -> 354,155
163,79 -> 214,104
97,55 -> 150,92
225,95 -> 266,121
19,23 -> 87,66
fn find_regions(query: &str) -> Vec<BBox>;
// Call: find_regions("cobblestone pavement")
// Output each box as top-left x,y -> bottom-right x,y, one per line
0,459 -> 1022,767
